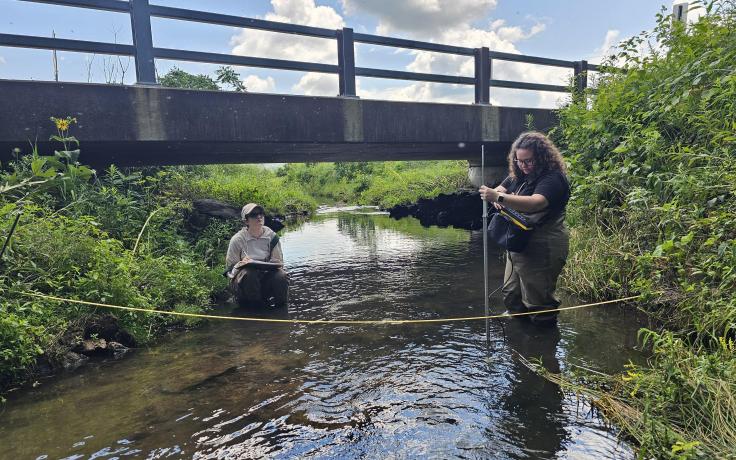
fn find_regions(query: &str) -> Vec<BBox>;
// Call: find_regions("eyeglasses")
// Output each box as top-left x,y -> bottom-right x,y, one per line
514,158 -> 535,166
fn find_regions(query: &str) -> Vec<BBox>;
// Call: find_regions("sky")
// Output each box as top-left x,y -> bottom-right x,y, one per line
0,0 -> 702,108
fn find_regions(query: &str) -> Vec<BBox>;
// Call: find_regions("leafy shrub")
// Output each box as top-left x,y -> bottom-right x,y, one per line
555,2 -> 736,456
0,124 -> 224,394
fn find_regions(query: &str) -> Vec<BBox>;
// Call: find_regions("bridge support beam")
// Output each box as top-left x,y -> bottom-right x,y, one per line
467,160 -> 507,187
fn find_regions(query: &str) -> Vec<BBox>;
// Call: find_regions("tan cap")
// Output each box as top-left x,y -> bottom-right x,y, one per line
240,203 -> 264,220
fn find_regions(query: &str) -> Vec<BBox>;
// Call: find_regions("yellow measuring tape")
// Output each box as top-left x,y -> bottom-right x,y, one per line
18,291 -> 641,325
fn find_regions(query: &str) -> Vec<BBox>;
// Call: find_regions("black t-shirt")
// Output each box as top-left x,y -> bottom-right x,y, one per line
499,170 -> 570,221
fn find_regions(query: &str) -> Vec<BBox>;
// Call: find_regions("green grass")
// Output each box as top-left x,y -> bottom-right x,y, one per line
168,164 -> 318,215
277,160 -> 470,208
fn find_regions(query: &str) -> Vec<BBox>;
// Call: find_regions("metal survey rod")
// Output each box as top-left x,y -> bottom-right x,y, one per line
482,145 -> 490,345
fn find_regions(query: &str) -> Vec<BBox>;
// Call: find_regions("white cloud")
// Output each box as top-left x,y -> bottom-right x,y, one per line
588,29 -> 621,65
229,0 -> 565,108
382,20 -> 559,107
229,0 -> 344,97
230,0 -> 343,64
341,0 -> 555,107
342,0 -> 498,38
495,22 -> 546,42
490,19 -> 505,30
293,72 -> 338,96
244,74 -> 276,92
359,81 -> 468,103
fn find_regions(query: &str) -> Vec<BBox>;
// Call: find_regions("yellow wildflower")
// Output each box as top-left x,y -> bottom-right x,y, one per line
51,116 -> 77,132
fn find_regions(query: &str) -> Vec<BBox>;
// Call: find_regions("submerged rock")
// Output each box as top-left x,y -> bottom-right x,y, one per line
108,341 -> 130,359
389,190 -> 484,230
73,338 -> 128,358
59,351 -> 89,371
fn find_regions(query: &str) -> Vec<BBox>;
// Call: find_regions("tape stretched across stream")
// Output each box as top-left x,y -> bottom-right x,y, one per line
17,291 -> 640,325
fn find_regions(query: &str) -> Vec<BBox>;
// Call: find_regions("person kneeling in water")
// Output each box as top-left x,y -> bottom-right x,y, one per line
225,203 -> 289,308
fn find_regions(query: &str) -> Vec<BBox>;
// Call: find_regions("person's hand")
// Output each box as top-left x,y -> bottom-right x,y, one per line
479,185 -> 499,203
234,256 -> 252,268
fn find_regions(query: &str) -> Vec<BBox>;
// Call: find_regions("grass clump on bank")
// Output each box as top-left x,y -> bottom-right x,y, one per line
556,2 -> 736,457
278,160 -> 470,208
169,164 -> 318,216
171,160 -> 469,212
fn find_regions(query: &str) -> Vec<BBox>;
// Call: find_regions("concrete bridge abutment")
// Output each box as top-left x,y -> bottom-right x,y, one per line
468,161 -> 508,187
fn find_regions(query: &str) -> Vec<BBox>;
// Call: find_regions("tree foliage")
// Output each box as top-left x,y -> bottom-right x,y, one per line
159,66 -> 247,92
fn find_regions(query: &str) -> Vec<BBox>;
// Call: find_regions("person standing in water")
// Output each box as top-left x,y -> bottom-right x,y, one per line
479,132 -> 570,325
226,203 -> 289,308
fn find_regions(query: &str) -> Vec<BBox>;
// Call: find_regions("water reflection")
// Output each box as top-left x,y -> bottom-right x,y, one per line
0,212 -> 641,459
497,320 -> 566,458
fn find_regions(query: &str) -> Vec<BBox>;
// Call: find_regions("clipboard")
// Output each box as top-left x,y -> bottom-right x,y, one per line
234,260 -> 283,270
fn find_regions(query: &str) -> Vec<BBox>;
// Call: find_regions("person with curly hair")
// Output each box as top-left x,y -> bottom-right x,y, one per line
479,131 -> 570,326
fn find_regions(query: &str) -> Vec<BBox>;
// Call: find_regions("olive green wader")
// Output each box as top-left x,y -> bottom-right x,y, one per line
501,213 -> 569,325
231,267 -> 289,308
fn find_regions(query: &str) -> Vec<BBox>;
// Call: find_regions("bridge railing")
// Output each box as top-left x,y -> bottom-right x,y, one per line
1,0 -> 599,103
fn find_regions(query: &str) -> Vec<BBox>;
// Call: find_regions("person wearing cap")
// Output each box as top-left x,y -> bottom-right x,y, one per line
225,203 -> 288,308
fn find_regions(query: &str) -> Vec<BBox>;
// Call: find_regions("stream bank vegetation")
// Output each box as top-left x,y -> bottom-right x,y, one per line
0,118 -> 227,398
0,114 -> 469,399
554,1 -> 736,457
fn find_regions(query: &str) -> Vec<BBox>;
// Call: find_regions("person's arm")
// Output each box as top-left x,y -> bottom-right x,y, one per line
479,186 -> 548,213
225,236 -> 243,271
269,242 -> 284,265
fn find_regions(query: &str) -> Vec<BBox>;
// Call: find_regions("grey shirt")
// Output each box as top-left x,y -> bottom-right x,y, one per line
225,226 -> 283,277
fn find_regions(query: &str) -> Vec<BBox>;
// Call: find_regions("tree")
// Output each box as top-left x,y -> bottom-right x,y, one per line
157,66 -> 248,93
215,66 -> 246,92
158,67 -> 219,90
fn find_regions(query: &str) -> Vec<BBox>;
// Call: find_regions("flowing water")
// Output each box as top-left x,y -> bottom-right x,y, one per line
0,209 -> 647,459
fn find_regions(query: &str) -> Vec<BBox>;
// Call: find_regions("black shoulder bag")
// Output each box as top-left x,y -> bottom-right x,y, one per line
487,181 -> 534,253
487,205 -> 534,253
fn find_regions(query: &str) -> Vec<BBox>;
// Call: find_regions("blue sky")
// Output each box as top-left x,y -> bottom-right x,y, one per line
0,0 -> 690,107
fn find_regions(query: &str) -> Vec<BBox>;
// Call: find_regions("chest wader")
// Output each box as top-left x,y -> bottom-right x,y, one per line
232,267 -> 289,308
501,209 -> 569,326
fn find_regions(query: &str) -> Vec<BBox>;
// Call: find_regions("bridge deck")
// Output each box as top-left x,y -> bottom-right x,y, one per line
0,80 -> 556,167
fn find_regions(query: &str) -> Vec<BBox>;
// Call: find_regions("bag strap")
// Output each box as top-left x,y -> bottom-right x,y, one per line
268,234 -> 280,260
